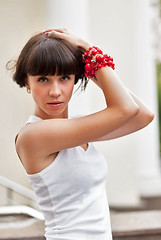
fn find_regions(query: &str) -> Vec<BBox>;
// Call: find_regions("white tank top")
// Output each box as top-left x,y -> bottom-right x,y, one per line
26,115 -> 112,240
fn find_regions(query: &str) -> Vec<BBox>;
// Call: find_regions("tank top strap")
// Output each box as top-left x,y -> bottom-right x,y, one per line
26,115 -> 42,124
15,115 -> 42,144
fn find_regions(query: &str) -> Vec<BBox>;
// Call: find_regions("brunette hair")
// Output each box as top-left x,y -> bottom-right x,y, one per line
7,32 -> 88,90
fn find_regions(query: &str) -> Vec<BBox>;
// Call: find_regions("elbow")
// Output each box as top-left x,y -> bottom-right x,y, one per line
139,111 -> 155,130
144,111 -> 155,126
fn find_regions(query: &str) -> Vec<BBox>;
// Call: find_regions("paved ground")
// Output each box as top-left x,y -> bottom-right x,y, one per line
0,214 -> 45,239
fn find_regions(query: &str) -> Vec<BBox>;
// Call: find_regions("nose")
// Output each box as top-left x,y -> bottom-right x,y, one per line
49,82 -> 61,98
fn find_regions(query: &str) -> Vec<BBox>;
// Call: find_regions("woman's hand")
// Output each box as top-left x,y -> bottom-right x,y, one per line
44,28 -> 91,50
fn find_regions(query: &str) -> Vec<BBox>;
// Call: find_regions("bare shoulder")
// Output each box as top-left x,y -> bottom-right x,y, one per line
15,124 -> 35,166
15,122 -> 45,158
15,124 -> 58,174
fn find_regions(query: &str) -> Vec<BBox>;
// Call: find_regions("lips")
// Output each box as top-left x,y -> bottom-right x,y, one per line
48,101 -> 63,104
47,101 -> 63,108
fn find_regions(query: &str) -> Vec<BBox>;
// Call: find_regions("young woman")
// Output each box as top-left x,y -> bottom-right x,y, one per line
12,28 -> 154,240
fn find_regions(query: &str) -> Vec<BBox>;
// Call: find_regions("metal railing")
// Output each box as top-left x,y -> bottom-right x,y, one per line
0,205 -> 44,220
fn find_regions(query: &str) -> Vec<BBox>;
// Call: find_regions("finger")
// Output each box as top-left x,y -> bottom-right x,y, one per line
44,28 -> 70,38
45,30 -> 65,39
43,28 -> 64,35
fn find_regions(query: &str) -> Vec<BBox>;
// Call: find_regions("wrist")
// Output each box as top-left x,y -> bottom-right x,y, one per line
83,46 -> 115,78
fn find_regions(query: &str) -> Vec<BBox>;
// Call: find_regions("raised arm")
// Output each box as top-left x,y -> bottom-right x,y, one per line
91,77 -> 154,141
17,29 -> 141,159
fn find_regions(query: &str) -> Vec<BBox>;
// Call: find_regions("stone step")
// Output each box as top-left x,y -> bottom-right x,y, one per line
0,210 -> 161,240
111,210 -> 161,240
140,195 -> 161,210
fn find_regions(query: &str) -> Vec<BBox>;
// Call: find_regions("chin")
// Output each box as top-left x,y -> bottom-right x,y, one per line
46,110 -> 66,118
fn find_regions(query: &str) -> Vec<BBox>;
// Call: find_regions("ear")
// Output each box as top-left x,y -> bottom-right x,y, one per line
25,78 -> 31,93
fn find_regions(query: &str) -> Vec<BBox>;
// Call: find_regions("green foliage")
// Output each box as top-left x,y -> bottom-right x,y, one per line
157,63 -> 161,153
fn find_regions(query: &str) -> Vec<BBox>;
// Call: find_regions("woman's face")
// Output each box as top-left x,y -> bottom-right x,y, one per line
26,74 -> 75,119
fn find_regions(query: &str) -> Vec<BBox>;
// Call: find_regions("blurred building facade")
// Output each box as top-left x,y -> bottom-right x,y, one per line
0,0 -> 161,208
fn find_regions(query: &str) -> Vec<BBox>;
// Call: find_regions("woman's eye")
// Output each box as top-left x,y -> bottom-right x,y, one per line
61,76 -> 70,81
37,77 -> 48,82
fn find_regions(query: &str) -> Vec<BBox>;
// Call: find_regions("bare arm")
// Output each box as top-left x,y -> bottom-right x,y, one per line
95,88 -> 154,141
16,30 -> 140,160
90,77 -> 154,141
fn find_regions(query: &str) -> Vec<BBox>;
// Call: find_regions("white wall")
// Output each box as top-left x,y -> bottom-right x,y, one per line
0,0 -> 46,192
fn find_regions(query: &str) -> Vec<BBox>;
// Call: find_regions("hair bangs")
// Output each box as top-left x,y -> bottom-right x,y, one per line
9,32 -> 88,90
26,38 -> 79,77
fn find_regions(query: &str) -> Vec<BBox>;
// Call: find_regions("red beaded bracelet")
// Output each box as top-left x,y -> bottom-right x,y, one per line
83,46 -> 115,78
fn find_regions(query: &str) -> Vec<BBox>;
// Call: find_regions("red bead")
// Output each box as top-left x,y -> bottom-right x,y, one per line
87,54 -> 92,59
96,54 -> 104,63
85,64 -> 92,72
84,46 -> 115,75
97,49 -> 103,54
85,59 -> 91,63
98,64 -> 102,68
91,49 -> 97,55
90,63 -> 94,69
102,62 -> 107,67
